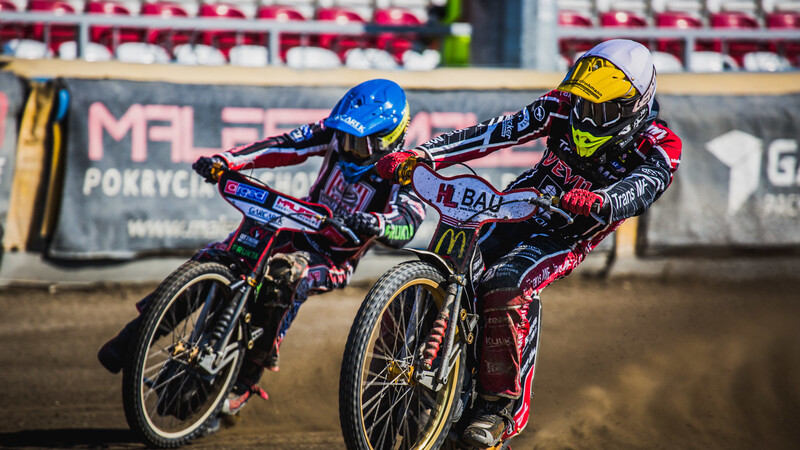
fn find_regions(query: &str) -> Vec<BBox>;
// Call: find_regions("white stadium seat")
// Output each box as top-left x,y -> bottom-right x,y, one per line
58,41 -> 113,62
115,42 -> 171,64
229,45 -> 269,67
173,44 -> 227,66
285,46 -> 343,69
2,39 -> 53,59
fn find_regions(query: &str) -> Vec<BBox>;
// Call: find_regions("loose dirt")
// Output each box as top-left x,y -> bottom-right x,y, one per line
1,275 -> 798,449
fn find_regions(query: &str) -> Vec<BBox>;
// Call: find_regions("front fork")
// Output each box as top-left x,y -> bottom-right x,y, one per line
194,276 -> 263,377
415,274 -> 479,392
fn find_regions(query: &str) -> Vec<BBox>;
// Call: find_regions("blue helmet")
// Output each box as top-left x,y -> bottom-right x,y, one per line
324,79 -> 410,182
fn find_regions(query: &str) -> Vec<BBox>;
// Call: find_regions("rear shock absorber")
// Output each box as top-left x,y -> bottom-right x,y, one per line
419,281 -> 460,370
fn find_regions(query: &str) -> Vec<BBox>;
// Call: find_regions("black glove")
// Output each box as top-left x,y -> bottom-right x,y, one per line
342,212 -> 383,238
192,156 -> 226,183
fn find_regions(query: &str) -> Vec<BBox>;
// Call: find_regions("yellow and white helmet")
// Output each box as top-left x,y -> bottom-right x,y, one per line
558,39 -> 657,159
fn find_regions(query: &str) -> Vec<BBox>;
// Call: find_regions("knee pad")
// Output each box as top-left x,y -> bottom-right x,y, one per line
258,252 -> 310,308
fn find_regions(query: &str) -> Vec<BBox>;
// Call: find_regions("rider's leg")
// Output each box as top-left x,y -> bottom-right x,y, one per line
463,235 -> 583,447
222,252 -> 353,415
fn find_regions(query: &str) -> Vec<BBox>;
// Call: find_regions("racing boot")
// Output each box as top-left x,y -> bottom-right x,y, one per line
461,396 -> 515,448
221,362 -> 268,415
97,314 -> 143,374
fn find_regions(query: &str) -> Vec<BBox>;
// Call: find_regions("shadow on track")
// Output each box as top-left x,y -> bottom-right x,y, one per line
0,428 -> 137,448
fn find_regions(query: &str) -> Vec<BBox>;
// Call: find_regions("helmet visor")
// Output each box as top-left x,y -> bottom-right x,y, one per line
559,56 -> 637,103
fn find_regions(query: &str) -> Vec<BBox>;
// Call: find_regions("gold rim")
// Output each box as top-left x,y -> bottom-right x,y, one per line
358,277 -> 462,449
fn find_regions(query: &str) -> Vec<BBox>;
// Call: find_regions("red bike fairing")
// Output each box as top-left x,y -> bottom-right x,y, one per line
417,89 -> 682,399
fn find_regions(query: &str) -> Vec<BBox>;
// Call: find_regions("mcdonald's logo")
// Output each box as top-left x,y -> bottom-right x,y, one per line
434,228 -> 467,258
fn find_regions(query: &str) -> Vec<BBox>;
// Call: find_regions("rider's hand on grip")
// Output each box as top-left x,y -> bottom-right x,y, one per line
561,189 -> 604,217
341,212 -> 383,238
376,150 -> 428,185
193,156 -> 227,184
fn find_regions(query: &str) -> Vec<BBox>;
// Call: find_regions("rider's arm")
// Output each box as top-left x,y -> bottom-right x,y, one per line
596,122 -> 682,221
217,121 -> 334,171
415,90 -> 570,169
372,184 -> 427,248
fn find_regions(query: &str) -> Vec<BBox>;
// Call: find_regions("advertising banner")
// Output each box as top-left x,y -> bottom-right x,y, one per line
51,79 -> 548,259
0,72 -> 25,248
648,94 -> 800,252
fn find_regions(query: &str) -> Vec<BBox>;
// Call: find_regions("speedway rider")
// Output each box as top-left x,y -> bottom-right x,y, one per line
98,79 -> 426,416
377,40 -> 682,448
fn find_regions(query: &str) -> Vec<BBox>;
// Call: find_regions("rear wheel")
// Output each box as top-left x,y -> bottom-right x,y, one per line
122,260 -> 244,448
340,261 -> 467,450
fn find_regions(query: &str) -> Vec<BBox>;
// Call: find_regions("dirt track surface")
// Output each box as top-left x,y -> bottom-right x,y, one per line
1,275 -> 799,450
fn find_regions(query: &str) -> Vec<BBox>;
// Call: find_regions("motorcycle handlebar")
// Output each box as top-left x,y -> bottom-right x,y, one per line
530,194 -> 606,226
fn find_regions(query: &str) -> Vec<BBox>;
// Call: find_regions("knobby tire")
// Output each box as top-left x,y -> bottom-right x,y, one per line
340,261 -> 467,450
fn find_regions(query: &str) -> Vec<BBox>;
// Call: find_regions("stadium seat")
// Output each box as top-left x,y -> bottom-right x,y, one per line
174,43 -> 227,65
0,0 -> 25,44
316,7 -> 368,60
402,48 -> 440,70
2,38 -> 53,58
599,10 -> 649,47
285,46 -> 342,69
688,51 -> 740,71
58,40 -> 113,60
115,41 -> 171,63
228,44 -> 268,66
765,11 -> 800,66
651,50 -> 685,72
198,2 -> 260,57
654,11 -> 706,62
709,11 -> 760,64
27,0 -> 78,54
140,2 -> 192,53
85,1 -> 143,50
742,51 -> 793,71
558,10 -> 596,59
374,7 -> 423,64
344,47 -> 397,70
257,4 -> 307,61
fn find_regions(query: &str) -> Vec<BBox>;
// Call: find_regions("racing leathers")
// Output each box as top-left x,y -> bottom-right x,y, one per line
414,89 -> 682,399
214,120 -> 426,374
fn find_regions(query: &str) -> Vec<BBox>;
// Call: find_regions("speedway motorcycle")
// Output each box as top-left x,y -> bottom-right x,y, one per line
120,164 -> 360,448
339,160 -> 598,449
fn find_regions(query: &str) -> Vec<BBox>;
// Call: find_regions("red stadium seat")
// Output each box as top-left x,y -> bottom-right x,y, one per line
198,2 -> 260,57
373,7 -> 423,63
85,1 -> 143,50
599,10 -> 648,47
558,10 -> 596,59
0,0 -> 25,44
141,2 -> 192,52
709,11 -> 760,64
654,11 -> 707,62
766,12 -> 800,66
316,7 -> 367,60
257,4 -> 306,61
27,0 -> 78,53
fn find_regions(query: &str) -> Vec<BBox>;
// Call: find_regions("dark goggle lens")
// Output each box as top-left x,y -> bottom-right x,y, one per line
574,97 -> 637,128
338,131 -> 373,158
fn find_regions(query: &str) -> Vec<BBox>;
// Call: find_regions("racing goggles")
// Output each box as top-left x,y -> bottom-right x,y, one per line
338,131 -> 379,160
572,96 -> 638,128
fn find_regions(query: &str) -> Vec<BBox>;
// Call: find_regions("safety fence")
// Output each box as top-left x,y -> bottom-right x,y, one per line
1,66 -> 799,280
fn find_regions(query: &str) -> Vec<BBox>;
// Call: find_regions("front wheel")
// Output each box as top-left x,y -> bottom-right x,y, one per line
122,260 -> 244,448
340,261 -> 467,450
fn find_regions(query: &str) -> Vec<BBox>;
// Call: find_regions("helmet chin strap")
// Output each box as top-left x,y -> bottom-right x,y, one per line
338,159 -> 375,184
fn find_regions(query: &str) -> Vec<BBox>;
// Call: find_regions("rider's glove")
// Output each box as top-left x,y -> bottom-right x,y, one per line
342,212 -> 384,238
193,156 -> 227,184
376,149 -> 428,184
561,189 -> 604,217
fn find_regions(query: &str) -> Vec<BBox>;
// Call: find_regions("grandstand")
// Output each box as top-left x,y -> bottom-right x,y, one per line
1,0 -> 799,71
